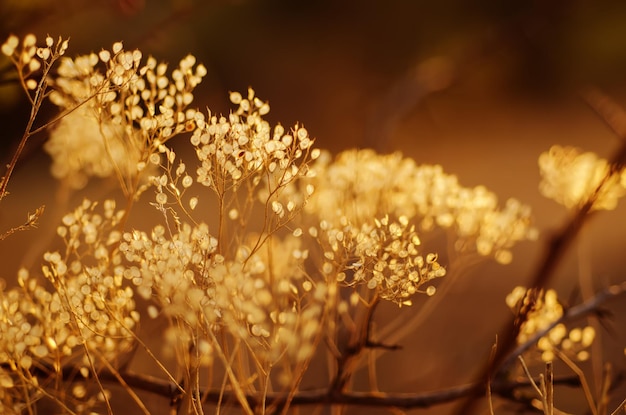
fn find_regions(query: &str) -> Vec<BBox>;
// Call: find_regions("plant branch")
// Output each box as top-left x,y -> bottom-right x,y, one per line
329,296 -> 391,393
16,362 -> 585,410
452,89 -> 626,415
28,282 -> 626,409
501,281 -> 626,370
8,275 -> 620,411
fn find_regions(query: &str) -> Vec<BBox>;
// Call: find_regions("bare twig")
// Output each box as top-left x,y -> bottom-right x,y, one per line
544,361 -> 554,415
0,38 -> 64,203
0,205 -> 44,241
554,348 -> 598,415
609,397 -> 626,415
581,87 -> 626,140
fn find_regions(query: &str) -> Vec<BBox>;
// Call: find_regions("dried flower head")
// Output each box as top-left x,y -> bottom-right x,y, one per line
44,41 -> 206,190
0,199 -> 137,413
539,145 -> 626,210
307,149 -> 535,265
191,88 -> 316,200
316,214 -> 445,306
120,221 -> 325,371
1,34 -> 68,93
506,286 -> 595,362
6,31 -> 598,414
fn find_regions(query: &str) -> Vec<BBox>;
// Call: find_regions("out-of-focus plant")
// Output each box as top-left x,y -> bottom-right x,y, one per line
0,34 -> 624,415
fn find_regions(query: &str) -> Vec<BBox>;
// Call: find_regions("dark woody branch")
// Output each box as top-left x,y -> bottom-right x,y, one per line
453,89 -> 626,415
14,280 -> 622,411
34,363 -> 582,410
501,280 -> 626,371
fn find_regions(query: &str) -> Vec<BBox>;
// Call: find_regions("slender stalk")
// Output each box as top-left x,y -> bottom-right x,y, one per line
453,121 -> 626,414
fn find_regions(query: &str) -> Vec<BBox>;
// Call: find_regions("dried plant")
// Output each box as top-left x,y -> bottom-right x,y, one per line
1,34 -> 625,415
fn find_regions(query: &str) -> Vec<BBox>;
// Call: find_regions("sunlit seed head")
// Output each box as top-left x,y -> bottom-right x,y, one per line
541,350 -> 554,362
494,250 -> 512,264
189,197 -> 198,210
1,34 -> 19,56
229,91 -> 242,104
23,34 -> 36,47
182,175 -> 193,188
110,41 -> 123,55
149,153 -> 161,165
581,326 -> 595,347
569,328 -> 582,343
34,49 -> 47,61
156,192 -> 167,204
72,384 -> 87,399
20,355 -> 33,370
350,292 -> 360,306
228,209 -> 239,220
99,49 -> 111,62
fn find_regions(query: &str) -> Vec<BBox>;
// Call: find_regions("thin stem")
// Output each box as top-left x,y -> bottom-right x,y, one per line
554,348 -> 598,415
545,361 -> 554,415
517,356 -> 543,397
329,296 -> 380,393
207,330 -> 255,415
0,82 -> 42,202
609,397 -> 626,415
453,127 -> 626,414
92,348 -> 150,415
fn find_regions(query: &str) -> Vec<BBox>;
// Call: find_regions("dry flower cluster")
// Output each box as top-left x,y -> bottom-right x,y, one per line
1,33 -> 625,415
44,38 -> 206,191
306,149 -> 537,268
1,199 -> 136,413
539,144 -> 626,211
506,286 -> 596,362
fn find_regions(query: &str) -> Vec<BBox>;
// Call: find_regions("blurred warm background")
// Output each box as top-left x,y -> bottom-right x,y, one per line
1,1 -> 626,414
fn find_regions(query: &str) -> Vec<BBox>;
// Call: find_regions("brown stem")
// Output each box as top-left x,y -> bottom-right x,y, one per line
0,81 -> 42,202
453,89 -> 626,415
329,296 -> 387,393
18,362 -> 588,410
501,281 -> 626,371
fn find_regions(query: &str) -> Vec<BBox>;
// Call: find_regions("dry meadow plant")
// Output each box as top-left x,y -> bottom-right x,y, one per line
1,34 -> 625,415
